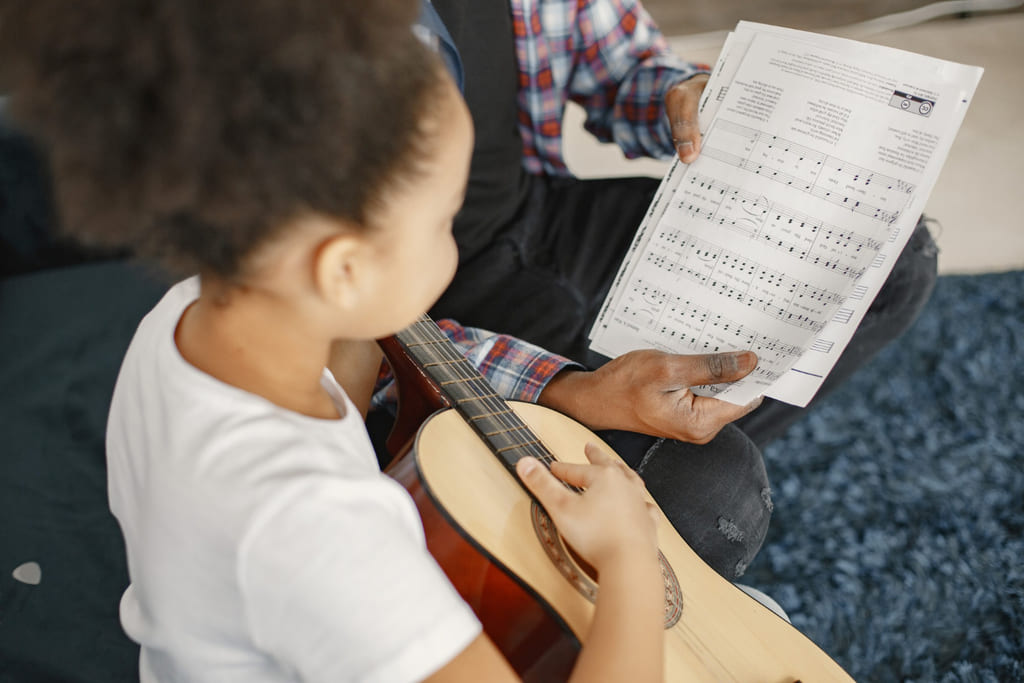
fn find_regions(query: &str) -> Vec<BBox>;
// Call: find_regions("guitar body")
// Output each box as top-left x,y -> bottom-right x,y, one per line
378,320 -> 853,681
387,401 -> 855,682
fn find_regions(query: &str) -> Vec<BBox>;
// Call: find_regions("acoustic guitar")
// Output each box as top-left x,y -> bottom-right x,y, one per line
380,315 -> 855,682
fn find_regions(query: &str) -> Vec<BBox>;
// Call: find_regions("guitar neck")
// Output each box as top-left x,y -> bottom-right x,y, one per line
394,316 -> 563,482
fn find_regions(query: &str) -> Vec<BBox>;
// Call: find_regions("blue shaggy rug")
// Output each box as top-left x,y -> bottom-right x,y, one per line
744,269 -> 1024,682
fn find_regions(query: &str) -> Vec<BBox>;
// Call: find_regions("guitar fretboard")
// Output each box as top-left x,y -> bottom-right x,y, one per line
395,316 -> 573,487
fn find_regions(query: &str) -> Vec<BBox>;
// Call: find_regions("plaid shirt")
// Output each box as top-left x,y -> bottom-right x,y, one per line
372,319 -> 579,412
511,0 -> 708,175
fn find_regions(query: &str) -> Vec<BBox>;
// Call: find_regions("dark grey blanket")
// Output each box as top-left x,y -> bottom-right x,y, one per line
0,262 -> 166,682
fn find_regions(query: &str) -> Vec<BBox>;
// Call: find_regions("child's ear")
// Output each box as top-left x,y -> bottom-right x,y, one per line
312,232 -> 374,311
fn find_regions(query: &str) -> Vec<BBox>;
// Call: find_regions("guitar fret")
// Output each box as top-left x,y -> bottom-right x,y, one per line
482,424 -> 531,438
495,440 -> 543,454
468,409 -> 514,421
439,377 -> 481,387
422,360 -> 463,368
456,393 -> 499,405
403,339 -> 450,348
411,316 -> 437,329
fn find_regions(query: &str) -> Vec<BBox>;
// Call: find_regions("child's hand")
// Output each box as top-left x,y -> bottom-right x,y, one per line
515,444 -> 659,571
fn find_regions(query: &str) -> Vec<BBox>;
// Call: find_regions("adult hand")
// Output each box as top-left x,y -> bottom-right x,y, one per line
538,348 -> 762,444
665,73 -> 709,164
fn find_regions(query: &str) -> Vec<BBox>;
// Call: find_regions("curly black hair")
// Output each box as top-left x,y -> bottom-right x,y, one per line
0,0 -> 443,279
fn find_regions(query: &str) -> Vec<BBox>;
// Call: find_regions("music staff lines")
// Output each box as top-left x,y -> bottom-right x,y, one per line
702,119 -> 914,225
677,172 -> 885,280
847,284 -> 869,300
618,281 -> 804,360
646,233 -> 844,333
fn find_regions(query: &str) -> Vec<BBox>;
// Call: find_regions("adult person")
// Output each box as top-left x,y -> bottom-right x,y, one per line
422,0 -> 939,448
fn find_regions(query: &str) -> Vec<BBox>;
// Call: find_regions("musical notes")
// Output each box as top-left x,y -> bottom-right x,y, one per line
695,364 -> 784,398
702,119 -> 915,225
644,235 -> 846,330
615,280 -> 805,361
594,158 -> 898,405
597,165 -> 896,405
590,21 -> 981,409
678,172 -> 884,281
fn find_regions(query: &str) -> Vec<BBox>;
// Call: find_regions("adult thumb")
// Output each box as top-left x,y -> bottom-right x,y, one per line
690,350 -> 758,386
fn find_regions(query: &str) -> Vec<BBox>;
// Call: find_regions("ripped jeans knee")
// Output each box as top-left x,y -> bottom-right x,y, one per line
601,424 -> 772,580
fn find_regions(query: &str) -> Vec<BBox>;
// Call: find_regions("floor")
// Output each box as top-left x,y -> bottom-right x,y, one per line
562,8 -> 1024,275
641,0 -> 952,35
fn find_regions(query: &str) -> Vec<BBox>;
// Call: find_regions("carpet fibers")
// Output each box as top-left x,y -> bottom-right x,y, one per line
744,270 -> 1024,682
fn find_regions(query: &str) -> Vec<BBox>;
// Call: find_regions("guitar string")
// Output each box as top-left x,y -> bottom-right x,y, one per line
401,315 -> 537,440
399,316 -> 563,472
397,317 -> 534,441
399,316 -> 550,461
395,332 -> 567,487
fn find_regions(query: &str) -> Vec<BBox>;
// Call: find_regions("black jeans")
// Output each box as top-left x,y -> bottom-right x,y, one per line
430,174 -> 939,579
600,424 -> 772,580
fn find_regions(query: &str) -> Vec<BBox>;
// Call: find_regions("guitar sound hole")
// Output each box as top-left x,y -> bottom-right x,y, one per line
530,502 -> 683,628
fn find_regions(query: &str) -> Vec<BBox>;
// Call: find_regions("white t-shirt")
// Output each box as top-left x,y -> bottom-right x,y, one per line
106,278 -> 481,682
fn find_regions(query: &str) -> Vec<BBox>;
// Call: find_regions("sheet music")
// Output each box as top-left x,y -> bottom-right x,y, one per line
590,22 -> 983,407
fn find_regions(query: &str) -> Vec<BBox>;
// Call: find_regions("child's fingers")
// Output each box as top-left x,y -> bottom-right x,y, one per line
549,442 -> 639,489
547,460 -> 594,488
542,443 -> 612,489
583,442 -> 613,464
646,501 -> 661,527
515,456 -> 574,511
582,442 -> 645,486
543,442 -> 608,487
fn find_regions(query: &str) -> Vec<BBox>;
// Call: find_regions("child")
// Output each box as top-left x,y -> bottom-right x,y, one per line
0,0 -> 667,680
